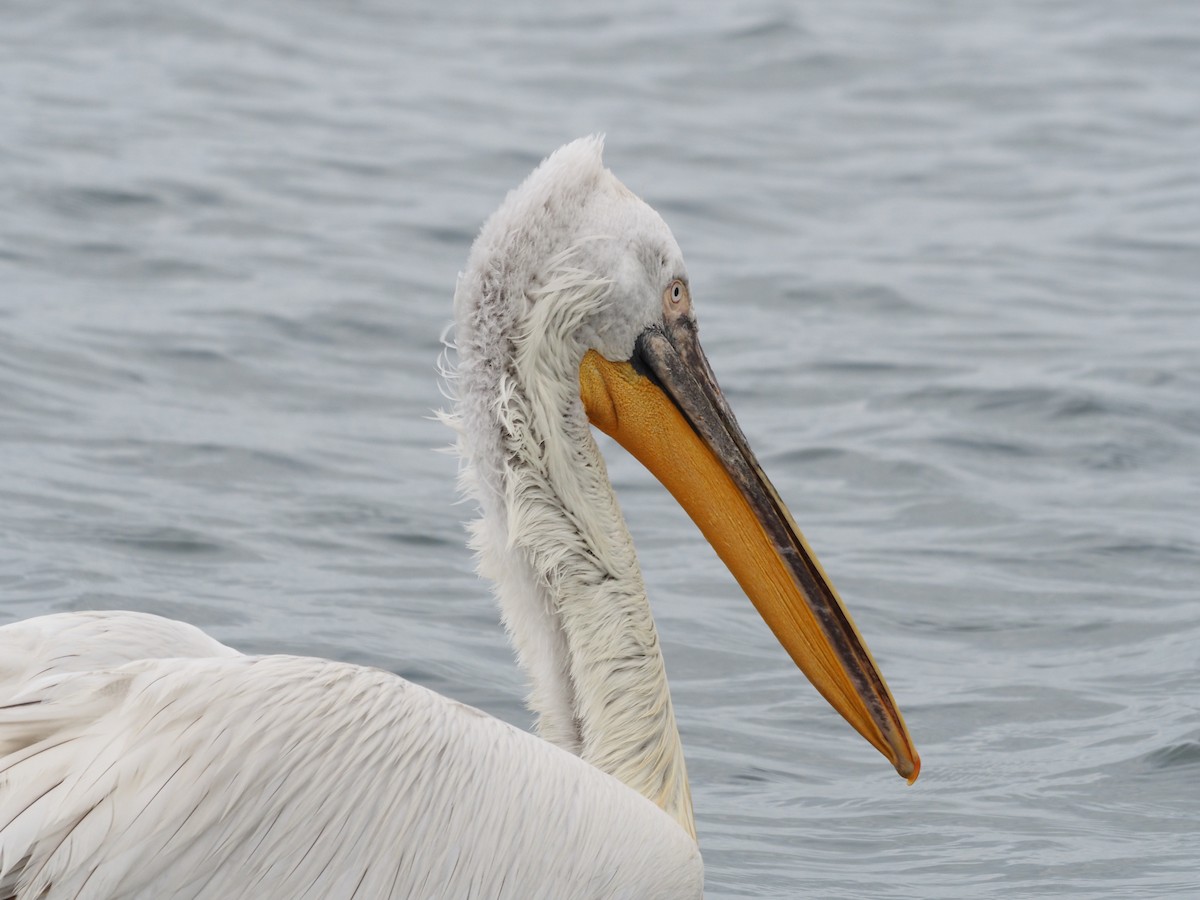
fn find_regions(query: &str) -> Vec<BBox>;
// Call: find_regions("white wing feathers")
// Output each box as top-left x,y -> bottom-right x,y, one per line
0,611 -> 239,691
0,613 -> 701,900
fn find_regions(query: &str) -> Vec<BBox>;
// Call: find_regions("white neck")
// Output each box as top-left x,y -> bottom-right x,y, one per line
447,276 -> 695,838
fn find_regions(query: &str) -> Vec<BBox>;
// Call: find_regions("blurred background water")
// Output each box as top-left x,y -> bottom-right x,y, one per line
1,1 -> 1198,896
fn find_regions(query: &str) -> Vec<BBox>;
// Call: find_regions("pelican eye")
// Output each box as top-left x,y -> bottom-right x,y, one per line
665,279 -> 688,305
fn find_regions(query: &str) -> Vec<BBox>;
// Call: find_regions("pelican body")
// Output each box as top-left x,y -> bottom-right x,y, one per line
0,139 -> 918,899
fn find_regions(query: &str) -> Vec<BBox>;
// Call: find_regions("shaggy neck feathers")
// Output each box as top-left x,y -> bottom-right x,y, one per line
445,139 -> 695,837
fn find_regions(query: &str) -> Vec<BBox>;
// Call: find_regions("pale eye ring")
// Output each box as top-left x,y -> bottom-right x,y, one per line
667,279 -> 686,304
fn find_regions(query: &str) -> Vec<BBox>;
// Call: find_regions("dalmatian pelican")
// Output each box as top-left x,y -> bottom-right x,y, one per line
0,137 -> 918,899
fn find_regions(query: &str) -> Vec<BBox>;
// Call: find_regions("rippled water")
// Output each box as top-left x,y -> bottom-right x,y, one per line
2,1 -> 1198,896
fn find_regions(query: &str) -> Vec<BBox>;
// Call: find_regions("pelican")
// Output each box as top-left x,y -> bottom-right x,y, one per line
0,138 -> 918,900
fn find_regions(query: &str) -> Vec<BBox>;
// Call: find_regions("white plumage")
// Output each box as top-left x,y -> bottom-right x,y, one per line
0,616 -> 698,900
0,137 -> 916,899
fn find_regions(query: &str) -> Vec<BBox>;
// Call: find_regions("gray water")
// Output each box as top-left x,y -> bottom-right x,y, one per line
2,1 -> 1198,896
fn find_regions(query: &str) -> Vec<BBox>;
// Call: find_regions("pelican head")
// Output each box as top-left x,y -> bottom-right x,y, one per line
450,137 -> 918,825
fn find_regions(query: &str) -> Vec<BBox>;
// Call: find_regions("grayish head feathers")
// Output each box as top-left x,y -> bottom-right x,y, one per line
454,135 -> 688,373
